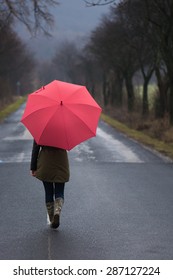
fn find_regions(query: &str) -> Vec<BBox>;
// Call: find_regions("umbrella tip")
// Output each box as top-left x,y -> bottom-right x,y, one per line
36,85 -> 45,93
60,101 -> 63,105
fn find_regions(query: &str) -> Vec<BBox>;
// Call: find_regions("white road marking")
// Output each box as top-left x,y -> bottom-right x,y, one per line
71,142 -> 96,162
3,127 -> 33,141
1,126 -> 144,163
0,128 -> 32,163
0,152 -> 31,163
96,127 -> 144,163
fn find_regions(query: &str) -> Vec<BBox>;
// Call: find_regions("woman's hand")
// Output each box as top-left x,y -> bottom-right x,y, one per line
30,170 -> 37,177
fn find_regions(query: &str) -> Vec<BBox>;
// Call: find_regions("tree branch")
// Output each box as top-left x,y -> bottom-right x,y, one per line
0,0 -> 59,35
83,0 -> 117,7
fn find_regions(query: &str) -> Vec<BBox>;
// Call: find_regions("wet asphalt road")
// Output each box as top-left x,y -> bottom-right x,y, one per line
0,105 -> 173,260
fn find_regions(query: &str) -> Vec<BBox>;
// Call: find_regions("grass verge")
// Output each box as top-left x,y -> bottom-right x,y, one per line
0,96 -> 27,123
101,113 -> 173,160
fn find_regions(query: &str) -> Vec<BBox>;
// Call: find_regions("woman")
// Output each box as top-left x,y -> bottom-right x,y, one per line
30,140 -> 70,229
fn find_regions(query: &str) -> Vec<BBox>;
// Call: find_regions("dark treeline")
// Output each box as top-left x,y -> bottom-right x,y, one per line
0,21 -> 35,106
0,0 -> 58,108
89,0 -> 173,125
94,0 -> 173,125
39,0 -> 173,126
87,0 -> 173,125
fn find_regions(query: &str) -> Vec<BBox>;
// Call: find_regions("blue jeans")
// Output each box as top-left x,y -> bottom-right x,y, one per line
43,181 -> 65,203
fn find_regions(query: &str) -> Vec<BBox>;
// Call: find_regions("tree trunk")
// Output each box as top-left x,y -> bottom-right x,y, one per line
162,60 -> 173,124
169,83 -> 173,125
116,71 -> 123,107
142,79 -> 149,117
125,74 -> 134,112
110,76 -> 123,107
102,72 -> 109,106
155,67 -> 169,118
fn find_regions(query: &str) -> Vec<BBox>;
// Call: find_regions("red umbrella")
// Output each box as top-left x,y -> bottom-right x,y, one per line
21,80 -> 102,150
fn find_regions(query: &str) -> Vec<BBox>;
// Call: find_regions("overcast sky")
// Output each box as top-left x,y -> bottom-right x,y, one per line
18,0 -> 111,60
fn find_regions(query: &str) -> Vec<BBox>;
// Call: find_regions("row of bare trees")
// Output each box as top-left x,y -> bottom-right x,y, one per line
38,0 -> 173,125
87,0 -> 173,124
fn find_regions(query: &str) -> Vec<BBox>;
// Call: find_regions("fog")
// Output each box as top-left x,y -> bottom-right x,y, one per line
16,0 -> 110,61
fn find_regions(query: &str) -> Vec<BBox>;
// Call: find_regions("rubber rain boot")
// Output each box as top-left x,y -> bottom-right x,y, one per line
46,202 -> 54,226
52,198 -> 64,229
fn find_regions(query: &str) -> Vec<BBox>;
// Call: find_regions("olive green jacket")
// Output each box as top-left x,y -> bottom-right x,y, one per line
30,140 -> 70,183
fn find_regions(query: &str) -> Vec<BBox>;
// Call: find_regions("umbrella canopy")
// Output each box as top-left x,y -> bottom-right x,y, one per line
21,80 -> 102,150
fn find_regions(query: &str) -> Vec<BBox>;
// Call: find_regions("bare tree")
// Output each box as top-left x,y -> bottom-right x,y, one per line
83,0 -> 117,6
0,0 -> 59,35
89,12 -> 139,111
